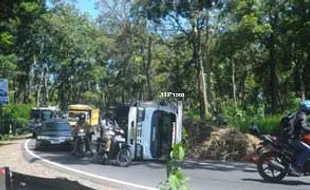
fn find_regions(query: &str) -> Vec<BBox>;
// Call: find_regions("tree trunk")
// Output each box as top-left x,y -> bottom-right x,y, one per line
205,13 -> 214,113
231,58 -> 237,105
192,22 -> 203,119
44,66 -> 49,105
268,11 -> 279,114
300,52 -> 308,101
24,72 -> 30,104
270,35 -> 278,113
196,20 -> 209,120
146,36 -> 153,100
12,78 -> 16,103
36,66 -> 44,107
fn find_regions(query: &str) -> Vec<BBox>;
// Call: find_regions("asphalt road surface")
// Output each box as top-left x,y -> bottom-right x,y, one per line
24,139 -> 310,190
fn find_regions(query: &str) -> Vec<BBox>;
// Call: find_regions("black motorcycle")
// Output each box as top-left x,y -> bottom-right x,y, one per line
76,128 -> 87,157
249,124 -> 310,182
97,129 -> 132,167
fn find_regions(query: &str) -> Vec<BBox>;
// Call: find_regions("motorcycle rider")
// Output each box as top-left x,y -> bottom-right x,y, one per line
72,113 -> 93,156
284,100 -> 310,176
98,111 -> 121,156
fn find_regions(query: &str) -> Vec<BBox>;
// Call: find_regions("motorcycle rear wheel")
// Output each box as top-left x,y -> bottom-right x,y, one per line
257,151 -> 287,182
116,147 -> 132,167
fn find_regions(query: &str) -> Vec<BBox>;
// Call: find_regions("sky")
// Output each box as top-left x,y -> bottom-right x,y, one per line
74,0 -> 99,19
47,0 -> 100,19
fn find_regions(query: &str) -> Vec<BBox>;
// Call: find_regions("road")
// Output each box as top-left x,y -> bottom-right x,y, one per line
24,139 -> 310,190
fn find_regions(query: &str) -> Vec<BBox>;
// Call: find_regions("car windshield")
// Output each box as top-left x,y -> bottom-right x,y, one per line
42,122 -> 70,132
31,110 -> 53,121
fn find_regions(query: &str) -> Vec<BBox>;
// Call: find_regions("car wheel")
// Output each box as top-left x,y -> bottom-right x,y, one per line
32,132 -> 37,139
34,142 -> 41,151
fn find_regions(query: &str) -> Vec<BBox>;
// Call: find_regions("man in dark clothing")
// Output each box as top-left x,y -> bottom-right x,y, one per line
285,100 -> 310,176
72,113 -> 93,156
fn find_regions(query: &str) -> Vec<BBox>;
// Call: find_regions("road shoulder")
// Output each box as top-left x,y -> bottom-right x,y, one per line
0,139 -> 116,190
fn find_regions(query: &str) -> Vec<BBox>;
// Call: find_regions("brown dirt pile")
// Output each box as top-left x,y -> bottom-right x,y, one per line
184,119 -> 260,161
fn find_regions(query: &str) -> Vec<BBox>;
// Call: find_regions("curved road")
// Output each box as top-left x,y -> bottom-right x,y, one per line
24,139 -> 310,190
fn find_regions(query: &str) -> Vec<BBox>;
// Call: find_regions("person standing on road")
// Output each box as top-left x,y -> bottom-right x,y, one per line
72,113 -> 93,156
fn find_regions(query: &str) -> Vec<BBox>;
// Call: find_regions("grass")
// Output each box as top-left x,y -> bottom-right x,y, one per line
224,113 -> 283,135
0,133 -> 31,143
254,115 -> 282,134
0,134 -> 11,141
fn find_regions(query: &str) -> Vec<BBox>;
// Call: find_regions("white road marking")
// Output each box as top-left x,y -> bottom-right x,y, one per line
24,139 -> 158,190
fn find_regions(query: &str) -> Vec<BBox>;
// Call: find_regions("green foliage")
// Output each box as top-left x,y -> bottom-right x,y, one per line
221,99 -> 293,134
182,128 -> 190,153
0,134 -> 11,141
184,108 -> 200,120
3,104 -> 32,121
160,143 -> 189,190
0,0 -> 309,121
0,104 -> 32,135
170,143 -> 186,161
0,32 -> 14,48
254,115 -> 283,134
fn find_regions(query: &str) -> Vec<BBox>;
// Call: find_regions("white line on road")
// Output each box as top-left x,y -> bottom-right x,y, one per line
24,139 -> 158,190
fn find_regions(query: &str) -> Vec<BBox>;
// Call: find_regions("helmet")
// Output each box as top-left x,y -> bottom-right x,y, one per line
300,100 -> 310,114
79,113 -> 86,121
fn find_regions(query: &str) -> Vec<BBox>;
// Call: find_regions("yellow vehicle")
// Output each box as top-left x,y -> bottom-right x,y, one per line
67,104 -> 100,127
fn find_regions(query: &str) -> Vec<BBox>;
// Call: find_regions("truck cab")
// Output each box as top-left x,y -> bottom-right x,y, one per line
113,101 -> 183,161
29,106 -> 61,138
67,104 -> 100,128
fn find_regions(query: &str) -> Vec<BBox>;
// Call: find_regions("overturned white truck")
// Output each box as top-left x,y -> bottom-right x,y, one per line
113,101 -> 183,160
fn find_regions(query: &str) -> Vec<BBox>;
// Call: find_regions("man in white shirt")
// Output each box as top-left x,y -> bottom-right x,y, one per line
98,112 -> 120,154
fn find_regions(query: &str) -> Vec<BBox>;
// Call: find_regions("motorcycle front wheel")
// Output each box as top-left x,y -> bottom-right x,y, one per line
257,151 -> 287,182
77,141 -> 86,157
116,147 -> 132,167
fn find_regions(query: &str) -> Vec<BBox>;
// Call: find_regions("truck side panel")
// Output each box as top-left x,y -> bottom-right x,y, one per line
90,109 -> 100,126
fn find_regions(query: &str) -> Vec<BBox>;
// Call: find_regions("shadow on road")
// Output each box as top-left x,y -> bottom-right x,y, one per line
179,160 -> 257,173
30,151 -> 96,166
12,171 -> 95,190
130,160 -> 166,168
242,178 -> 310,186
130,160 -> 257,173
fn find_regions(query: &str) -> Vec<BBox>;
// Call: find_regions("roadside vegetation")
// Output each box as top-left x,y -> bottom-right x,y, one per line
1,0 -> 309,118
0,104 -> 32,138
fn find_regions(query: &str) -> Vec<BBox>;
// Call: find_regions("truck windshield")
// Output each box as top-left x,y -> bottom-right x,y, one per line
43,122 -> 70,132
68,112 -> 88,121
